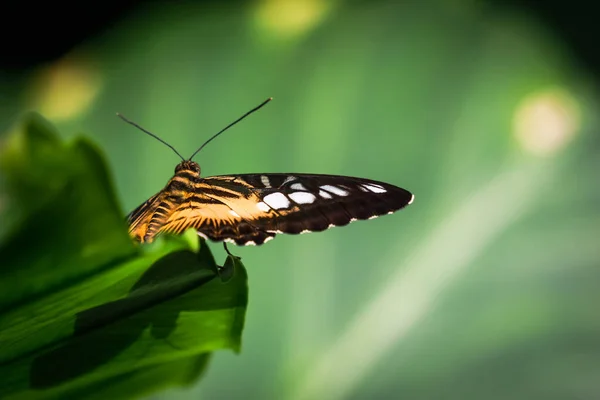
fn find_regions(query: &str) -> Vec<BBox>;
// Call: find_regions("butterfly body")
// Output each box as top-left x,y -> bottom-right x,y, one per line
127,160 -> 414,246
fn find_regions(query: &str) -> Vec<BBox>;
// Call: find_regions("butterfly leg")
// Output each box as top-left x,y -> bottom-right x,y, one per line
223,242 -> 240,259
218,242 -> 240,282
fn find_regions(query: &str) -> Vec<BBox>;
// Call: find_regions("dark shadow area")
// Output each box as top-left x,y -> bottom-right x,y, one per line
0,0 -> 598,82
502,0 -> 600,80
29,243 -> 243,389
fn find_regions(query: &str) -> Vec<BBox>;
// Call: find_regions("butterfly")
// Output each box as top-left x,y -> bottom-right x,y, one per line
121,98 -> 414,246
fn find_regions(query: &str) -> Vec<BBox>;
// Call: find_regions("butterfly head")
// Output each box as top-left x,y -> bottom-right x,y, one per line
175,160 -> 200,175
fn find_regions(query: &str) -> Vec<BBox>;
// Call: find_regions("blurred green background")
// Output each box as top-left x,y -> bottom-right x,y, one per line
1,0 -> 599,399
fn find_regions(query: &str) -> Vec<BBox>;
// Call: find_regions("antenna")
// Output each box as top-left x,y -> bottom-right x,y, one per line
187,97 -> 272,161
117,113 -> 185,161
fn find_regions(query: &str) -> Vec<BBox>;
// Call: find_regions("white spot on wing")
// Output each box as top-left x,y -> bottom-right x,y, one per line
263,192 -> 291,209
327,223 -> 335,229
229,209 -> 241,218
290,182 -> 307,191
245,240 -> 256,246
408,194 -> 415,204
257,201 -> 271,212
368,215 -> 379,220
362,183 -> 387,193
261,175 -> 271,188
282,175 -> 297,185
289,191 -> 316,204
263,236 -> 274,243
300,229 -> 312,234
197,231 -> 208,240
319,190 -> 333,199
321,185 -> 349,196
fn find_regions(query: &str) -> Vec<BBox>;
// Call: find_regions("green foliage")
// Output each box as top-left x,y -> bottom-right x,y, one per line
0,115 -> 248,400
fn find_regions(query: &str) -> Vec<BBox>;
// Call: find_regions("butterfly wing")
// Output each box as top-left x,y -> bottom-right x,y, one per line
144,173 -> 412,245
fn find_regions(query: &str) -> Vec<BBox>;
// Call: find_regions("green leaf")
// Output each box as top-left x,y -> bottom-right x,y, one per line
0,114 -> 248,399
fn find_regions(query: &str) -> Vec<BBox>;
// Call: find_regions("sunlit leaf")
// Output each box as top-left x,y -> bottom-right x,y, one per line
0,115 -> 248,399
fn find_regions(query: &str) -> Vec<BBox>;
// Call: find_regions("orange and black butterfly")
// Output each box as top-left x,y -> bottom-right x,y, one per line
122,99 -> 414,246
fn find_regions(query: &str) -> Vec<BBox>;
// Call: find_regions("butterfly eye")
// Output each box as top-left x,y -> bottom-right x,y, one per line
190,162 -> 201,174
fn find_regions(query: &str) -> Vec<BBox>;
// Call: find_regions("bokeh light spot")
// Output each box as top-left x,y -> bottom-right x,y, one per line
255,0 -> 334,39
513,88 -> 580,156
28,57 -> 103,121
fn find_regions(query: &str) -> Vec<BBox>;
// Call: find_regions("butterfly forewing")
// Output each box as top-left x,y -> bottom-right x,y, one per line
127,164 -> 413,245
217,173 -> 413,236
